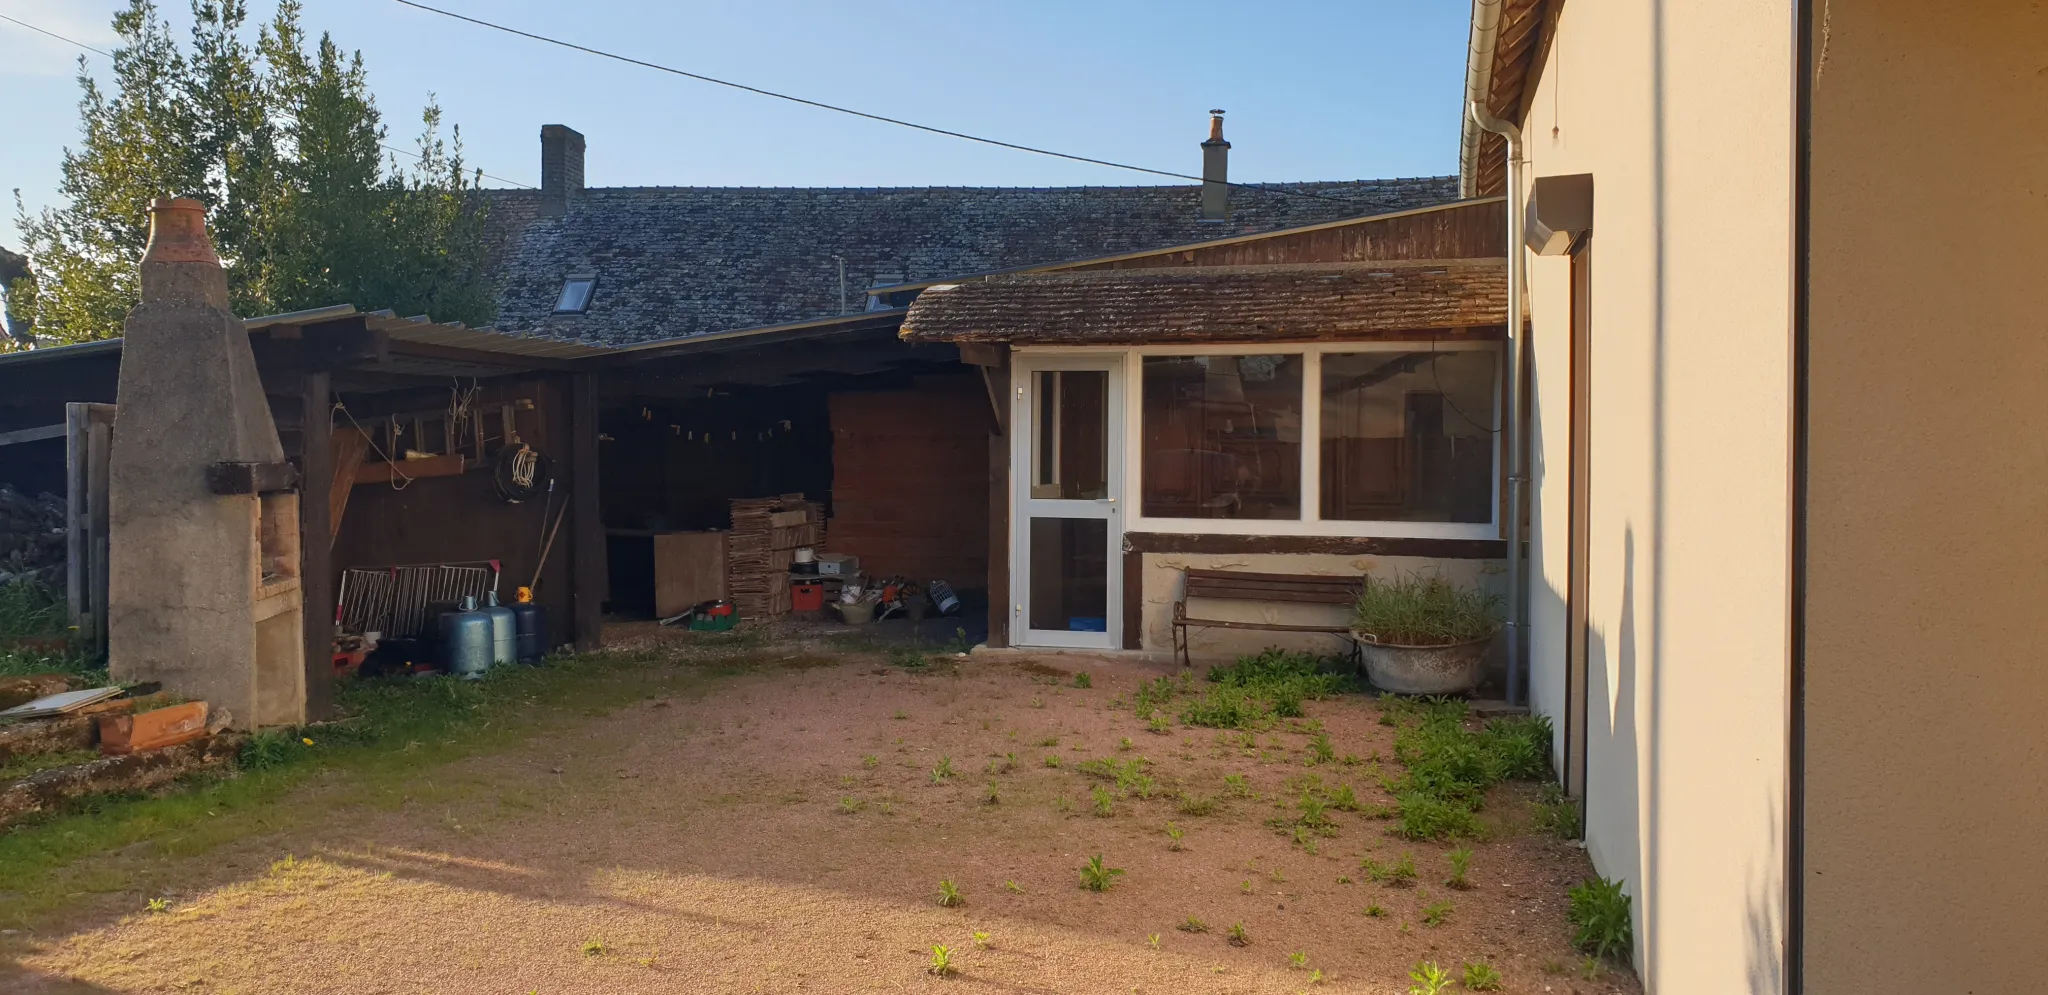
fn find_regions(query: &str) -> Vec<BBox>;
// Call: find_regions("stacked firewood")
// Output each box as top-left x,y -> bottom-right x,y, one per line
727,494 -> 824,620
0,485 -> 65,587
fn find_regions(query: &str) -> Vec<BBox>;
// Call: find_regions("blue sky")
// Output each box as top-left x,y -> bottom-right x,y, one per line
3,1 -> 1468,248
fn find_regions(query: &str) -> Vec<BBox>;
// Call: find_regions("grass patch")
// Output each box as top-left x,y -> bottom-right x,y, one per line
0,648 -> 739,929
0,581 -> 101,683
0,748 -> 100,781
1381,696 -> 1552,840
1350,574 -> 1500,646
1180,649 -> 1350,729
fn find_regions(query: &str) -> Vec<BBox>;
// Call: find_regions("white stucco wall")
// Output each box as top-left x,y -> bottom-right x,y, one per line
1518,1 -> 1794,989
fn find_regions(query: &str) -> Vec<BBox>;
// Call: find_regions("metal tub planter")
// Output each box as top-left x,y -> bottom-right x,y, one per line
1351,629 -> 1498,695
1348,574 -> 1503,696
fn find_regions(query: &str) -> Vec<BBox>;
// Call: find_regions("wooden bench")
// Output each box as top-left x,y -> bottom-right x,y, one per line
1170,569 -> 1365,668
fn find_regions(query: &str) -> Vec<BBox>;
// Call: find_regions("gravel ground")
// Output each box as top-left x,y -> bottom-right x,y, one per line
2,641 -> 1640,995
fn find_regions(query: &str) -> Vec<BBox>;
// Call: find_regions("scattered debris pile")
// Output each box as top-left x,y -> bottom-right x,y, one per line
0,484 -> 65,586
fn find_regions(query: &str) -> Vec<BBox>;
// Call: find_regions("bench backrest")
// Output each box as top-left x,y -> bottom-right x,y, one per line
1181,569 -> 1362,606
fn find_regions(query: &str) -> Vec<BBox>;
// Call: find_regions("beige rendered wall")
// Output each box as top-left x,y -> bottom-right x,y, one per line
1519,0 -> 1794,988
1138,552 -> 1504,664
1802,4 -> 2048,990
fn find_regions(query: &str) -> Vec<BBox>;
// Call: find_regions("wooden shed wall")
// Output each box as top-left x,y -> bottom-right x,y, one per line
1063,199 -> 1506,272
332,375 -> 576,643
828,372 -> 991,589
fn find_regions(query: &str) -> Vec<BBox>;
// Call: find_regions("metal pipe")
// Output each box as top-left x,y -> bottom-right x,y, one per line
1460,0 -> 1508,199
1469,98 -> 1527,708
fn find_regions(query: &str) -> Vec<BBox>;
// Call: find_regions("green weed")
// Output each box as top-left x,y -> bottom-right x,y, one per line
1044,754 -> 1061,768
145,897 -> 168,913
1568,876 -> 1633,961
1383,698 -> 1552,840
938,879 -> 963,907
1079,854 -> 1125,892
1407,960 -> 1452,995
1091,784 -> 1114,817
1446,848 -> 1473,889
1288,951 -> 1309,970
928,944 -> 955,976
1363,903 -> 1388,918
1421,900 -> 1452,927
982,781 -> 1001,805
1005,879 -> 1024,893
1147,932 -> 1160,949
1165,822 -> 1185,850
1037,735 -> 1060,747
1073,671 -> 1091,689
972,931 -> 990,949
931,756 -> 955,782
838,797 -> 865,814
1534,782 -> 1583,838
1463,961 -> 1505,991
1227,922 -> 1250,947
582,938 -> 609,957
1224,773 -> 1251,797
1307,731 -> 1335,765
1118,737 -> 1133,751
1362,853 -> 1419,887
1177,915 -> 1208,933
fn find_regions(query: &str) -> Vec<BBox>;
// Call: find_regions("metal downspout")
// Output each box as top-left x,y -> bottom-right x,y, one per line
1460,0 -> 1507,199
1469,100 -> 1527,708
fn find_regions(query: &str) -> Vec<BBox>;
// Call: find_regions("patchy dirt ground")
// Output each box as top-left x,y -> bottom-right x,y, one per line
0,636 -> 1639,994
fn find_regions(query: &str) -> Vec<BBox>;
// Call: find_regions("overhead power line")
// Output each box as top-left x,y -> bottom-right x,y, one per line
0,12 -> 534,189
387,0 -> 1384,208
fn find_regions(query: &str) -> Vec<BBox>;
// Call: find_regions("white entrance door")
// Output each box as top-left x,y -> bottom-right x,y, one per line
1011,356 -> 1124,649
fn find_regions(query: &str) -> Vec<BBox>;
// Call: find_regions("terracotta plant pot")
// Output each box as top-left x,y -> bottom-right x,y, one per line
1352,629 -> 1498,695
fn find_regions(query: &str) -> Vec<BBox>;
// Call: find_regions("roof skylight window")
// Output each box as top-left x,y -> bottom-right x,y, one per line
555,277 -> 596,314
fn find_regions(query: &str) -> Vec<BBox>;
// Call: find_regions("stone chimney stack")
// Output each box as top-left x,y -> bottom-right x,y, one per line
108,198 -> 304,729
1200,109 -> 1231,222
540,124 -> 586,218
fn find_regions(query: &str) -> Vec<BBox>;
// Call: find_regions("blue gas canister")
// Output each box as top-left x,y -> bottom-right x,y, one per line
440,596 -> 493,678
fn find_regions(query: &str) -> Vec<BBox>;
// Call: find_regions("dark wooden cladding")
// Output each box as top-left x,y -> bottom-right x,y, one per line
1066,199 -> 1505,272
901,261 -> 1509,346
1121,547 -> 1141,650
1471,0 -> 1557,197
1124,532 -> 1506,559
569,372 -> 605,650
827,373 -> 990,587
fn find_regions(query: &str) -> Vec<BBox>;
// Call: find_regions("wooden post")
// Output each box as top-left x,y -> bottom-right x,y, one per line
298,370 -> 334,721
568,372 -> 606,651
984,348 -> 1011,648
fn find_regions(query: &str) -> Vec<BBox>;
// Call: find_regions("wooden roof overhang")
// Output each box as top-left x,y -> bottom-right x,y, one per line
1464,0 -> 1560,197
897,260 -> 1509,347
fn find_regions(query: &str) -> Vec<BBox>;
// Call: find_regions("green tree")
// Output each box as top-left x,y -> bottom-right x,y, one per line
10,0 -> 496,345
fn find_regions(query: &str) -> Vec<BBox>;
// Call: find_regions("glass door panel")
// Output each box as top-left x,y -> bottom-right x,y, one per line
1014,359 -> 1123,648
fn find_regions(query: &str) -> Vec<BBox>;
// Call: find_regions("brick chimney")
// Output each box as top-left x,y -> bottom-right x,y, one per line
1200,109 -> 1230,222
540,124 -> 585,218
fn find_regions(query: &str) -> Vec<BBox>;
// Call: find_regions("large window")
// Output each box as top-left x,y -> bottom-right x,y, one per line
1141,354 -> 1303,519
1122,344 -> 1500,535
1320,350 -> 1496,523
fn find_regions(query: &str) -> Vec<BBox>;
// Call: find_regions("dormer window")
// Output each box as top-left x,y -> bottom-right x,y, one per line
555,277 -> 596,314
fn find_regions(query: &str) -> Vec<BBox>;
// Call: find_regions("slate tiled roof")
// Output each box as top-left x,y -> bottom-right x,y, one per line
899,260 -> 1509,345
486,178 -> 1458,346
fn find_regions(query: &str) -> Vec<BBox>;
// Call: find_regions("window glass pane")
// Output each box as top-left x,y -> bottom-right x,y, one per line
1320,350 -> 1496,523
1029,370 -> 1108,499
555,278 -> 594,313
1027,517 -> 1108,631
1141,354 -> 1302,519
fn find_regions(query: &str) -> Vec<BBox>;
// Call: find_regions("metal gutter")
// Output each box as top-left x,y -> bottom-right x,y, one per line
599,307 -> 910,362
1461,0 -> 1509,199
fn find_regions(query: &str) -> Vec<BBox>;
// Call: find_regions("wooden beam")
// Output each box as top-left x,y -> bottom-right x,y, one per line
382,338 -> 574,372
1122,532 -> 1507,559
298,370 -> 335,722
205,461 -> 300,495
0,423 -> 65,447
352,453 -> 462,485
329,425 -> 368,537
568,372 -> 606,651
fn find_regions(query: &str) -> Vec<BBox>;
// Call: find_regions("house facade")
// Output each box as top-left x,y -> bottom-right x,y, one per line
1466,1 -> 2048,991
898,199 -> 1514,661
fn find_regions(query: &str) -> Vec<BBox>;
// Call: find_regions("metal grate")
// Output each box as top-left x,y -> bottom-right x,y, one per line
337,562 -> 500,637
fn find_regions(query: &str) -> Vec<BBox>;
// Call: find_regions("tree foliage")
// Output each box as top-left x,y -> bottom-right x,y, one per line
9,0 -> 497,346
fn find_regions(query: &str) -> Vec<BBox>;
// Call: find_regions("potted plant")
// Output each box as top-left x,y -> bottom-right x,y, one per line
1349,574 -> 1502,695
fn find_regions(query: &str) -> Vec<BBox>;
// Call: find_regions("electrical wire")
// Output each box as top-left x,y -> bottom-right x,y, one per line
0,12 -> 534,189
387,0 -> 1394,209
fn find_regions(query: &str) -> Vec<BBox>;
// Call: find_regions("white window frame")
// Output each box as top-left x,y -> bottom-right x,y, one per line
1014,341 -> 1503,541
